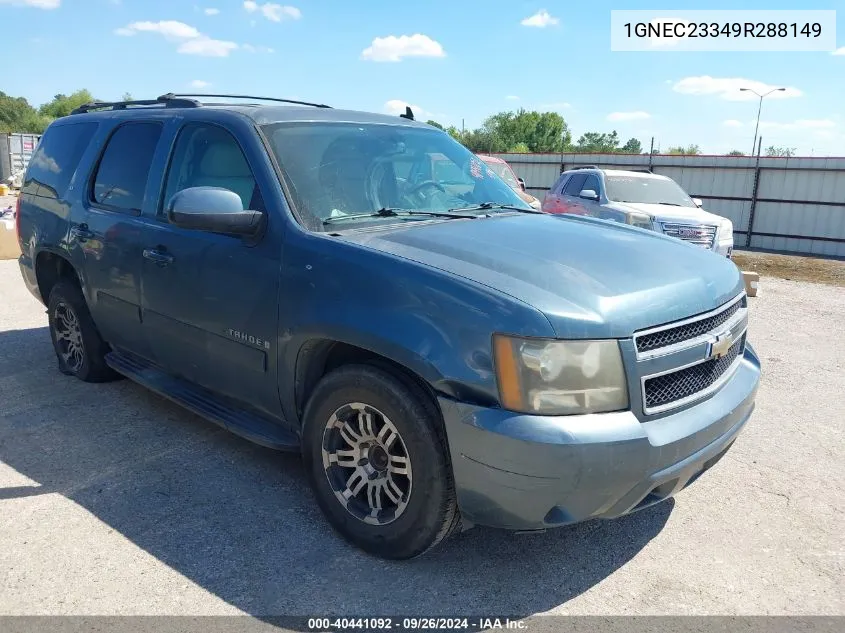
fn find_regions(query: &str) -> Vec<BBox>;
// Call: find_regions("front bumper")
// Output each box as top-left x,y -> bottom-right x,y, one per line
440,343 -> 760,530
715,241 -> 733,258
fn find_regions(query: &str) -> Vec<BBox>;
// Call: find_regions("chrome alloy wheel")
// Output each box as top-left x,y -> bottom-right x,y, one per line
321,402 -> 413,526
54,302 -> 85,373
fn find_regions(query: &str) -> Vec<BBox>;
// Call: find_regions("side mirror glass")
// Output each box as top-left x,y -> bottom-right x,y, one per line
579,189 -> 599,201
167,187 -> 263,235
692,197 -> 703,207
517,177 -> 526,191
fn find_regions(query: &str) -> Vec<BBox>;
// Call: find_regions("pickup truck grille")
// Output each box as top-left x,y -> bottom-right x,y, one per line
636,295 -> 747,354
660,222 -> 717,249
644,334 -> 746,410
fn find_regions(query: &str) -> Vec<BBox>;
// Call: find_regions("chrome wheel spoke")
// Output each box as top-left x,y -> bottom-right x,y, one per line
359,411 -> 377,438
367,481 -> 383,512
342,467 -> 367,500
377,424 -> 397,449
384,476 -> 403,504
339,421 -> 363,448
328,448 -> 358,468
389,455 -> 409,475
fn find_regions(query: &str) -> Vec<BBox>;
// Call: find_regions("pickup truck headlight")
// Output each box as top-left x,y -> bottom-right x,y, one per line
626,211 -> 654,231
493,335 -> 629,415
719,218 -> 734,243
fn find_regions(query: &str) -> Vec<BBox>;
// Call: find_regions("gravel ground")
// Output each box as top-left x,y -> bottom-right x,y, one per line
0,260 -> 842,619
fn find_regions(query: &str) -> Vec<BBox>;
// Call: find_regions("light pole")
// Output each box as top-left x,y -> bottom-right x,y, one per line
740,87 -> 785,156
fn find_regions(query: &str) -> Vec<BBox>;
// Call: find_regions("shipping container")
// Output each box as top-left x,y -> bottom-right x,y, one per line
1,132 -> 42,187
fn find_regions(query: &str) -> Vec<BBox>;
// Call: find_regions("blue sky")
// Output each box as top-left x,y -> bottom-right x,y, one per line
3,0 -> 844,155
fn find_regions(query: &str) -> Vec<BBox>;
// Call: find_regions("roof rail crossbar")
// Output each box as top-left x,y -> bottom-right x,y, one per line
71,96 -> 200,115
160,93 -> 332,109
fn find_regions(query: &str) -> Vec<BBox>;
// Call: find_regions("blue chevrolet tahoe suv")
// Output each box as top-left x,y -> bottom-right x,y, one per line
15,94 -> 761,559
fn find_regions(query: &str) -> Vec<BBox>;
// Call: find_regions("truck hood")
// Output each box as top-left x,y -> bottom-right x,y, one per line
615,201 -> 727,226
336,213 -> 744,338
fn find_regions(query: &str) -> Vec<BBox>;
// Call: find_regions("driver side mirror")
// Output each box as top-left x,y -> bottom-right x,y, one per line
517,177 -> 526,191
692,197 -> 703,207
579,189 -> 599,201
167,187 -> 263,235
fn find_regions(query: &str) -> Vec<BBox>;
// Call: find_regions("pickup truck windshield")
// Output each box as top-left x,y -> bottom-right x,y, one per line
479,159 -> 520,189
261,122 -> 531,231
605,175 -> 697,208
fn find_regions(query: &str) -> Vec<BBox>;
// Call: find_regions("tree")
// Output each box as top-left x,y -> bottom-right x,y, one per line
765,145 -> 796,157
727,150 -> 746,156
620,138 -> 642,154
39,90 -> 96,119
481,109 -> 571,153
575,131 -> 620,153
0,91 -> 51,133
667,144 -> 701,155
509,142 -> 530,153
122,92 -> 134,102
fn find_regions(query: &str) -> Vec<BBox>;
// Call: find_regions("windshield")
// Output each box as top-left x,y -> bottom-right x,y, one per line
605,175 -> 697,208
479,158 -> 519,189
261,122 -> 531,231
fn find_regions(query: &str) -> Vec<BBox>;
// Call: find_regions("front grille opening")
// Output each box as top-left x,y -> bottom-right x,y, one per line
661,223 -> 717,249
636,295 -> 746,354
644,334 -> 746,410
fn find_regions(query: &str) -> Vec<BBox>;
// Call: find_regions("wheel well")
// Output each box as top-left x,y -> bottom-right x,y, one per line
295,340 -> 440,424
35,252 -> 80,304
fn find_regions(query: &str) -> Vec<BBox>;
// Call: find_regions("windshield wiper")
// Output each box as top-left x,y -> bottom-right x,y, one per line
323,208 -> 477,226
449,202 -> 543,214
655,202 -> 684,206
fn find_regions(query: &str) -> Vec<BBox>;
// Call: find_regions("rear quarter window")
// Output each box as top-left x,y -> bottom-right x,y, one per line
22,122 -> 98,200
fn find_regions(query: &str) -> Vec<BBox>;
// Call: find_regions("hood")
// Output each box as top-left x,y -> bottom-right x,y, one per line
336,213 -> 744,339
615,202 -> 727,226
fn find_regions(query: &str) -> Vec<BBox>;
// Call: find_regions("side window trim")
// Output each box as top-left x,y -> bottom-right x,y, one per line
157,120 -> 265,221
86,120 -> 164,217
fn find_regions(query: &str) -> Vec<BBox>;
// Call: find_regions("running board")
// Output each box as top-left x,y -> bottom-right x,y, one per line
105,351 -> 300,451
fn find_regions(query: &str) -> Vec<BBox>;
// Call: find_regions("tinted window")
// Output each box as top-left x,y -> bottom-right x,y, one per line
582,175 -> 601,196
563,173 -> 587,195
22,122 -> 97,199
92,122 -> 162,212
162,123 -> 261,214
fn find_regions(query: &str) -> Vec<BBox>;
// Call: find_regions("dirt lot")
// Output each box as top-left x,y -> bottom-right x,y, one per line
733,249 -> 845,287
0,260 -> 842,620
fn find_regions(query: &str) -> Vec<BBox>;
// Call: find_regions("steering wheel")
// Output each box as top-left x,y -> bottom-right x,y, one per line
407,180 -> 446,197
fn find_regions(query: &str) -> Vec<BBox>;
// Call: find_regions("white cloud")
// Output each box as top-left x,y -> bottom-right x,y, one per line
521,10 -> 558,28
0,0 -> 60,8
673,76 -> 802,101
607,111 -> 651,122
723,119 -> 743,128
506,95 -> 520,100
190,80 -> 210,88
204,8 -> 220,15
115,20 -> 238,57
384,99 -> 431,119
243,1 -> 300,22
831,47 -> 845,55
242,44 -> 274,53
362,34 -> 445,62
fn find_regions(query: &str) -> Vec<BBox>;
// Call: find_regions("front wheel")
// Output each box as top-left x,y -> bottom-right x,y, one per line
302,365 -> 459,559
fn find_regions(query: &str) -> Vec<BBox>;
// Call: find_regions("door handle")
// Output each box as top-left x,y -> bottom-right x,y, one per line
70,224 -> 94,242
143,248 -> 174,266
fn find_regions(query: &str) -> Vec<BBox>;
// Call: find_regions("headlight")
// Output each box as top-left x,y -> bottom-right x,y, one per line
492,335 -> 629,415
626,211 -> 654,230
529,199 -> 541,210
719,218 -> 734,242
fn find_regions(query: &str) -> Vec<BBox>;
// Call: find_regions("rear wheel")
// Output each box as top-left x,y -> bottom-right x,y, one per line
302,364 -> 459,559
47,279 -> 120,383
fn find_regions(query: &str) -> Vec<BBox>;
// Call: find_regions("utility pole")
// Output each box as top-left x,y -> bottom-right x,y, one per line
740,87 -> 785,156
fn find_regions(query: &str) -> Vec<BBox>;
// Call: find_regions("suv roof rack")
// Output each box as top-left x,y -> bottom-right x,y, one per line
70,92 -> 332,115
571,165 -> 599,170
161,93 -> 332,109
71,95 -> 201,115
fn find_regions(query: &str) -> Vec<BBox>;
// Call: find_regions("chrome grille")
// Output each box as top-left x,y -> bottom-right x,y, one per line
644,334 -> 745,410
661,222 -> 717,249
636,295 -> 747,354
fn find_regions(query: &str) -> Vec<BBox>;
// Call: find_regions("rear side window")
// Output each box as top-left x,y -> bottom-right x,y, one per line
563,173 -> 588,195
92,121 -> 163,212
22,122 -> 97,200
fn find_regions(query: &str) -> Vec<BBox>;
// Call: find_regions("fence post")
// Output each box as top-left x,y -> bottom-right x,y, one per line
745,136 -> 763,248
648,137 -> 654,172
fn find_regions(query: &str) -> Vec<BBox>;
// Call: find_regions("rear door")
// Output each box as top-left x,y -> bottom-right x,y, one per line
74,120 -> 164,358
559,173 -> 588,214
576,173 -> 604,218
138,120 -> 284,418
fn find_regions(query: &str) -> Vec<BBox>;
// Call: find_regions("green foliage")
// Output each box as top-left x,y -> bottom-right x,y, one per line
38,90 -> 96,119
727,150 -> 746,156
765,145 -> 796,157
509,142 -> 530,153
620,138 -> 642,154
667,144 -> 701,155
425,119 -> 444,130
480,109 -> 571,153
122,92 -> 134,102
0,91 -> 51,133
575,130 -> 620,153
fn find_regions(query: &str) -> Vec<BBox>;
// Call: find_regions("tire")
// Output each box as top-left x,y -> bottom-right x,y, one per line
47,279 -> 120,383
302,364 -> 460,559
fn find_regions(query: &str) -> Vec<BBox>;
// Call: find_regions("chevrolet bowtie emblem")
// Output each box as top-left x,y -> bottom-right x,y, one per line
708,331 -> 734,360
